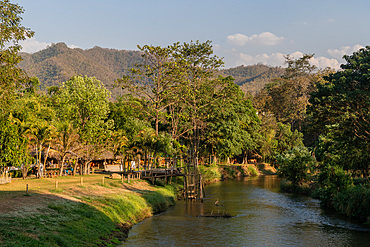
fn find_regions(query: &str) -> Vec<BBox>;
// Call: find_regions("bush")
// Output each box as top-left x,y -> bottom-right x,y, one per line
199,163 -> 221,183
276,147 -> 316,187
332,184 -> 370,220
317,164 -> 354,207
247,166 -> 258,176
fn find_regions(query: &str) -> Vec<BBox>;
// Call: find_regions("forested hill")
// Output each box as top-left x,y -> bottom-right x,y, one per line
220,64 -> 285,95
19,42 -> 284,97
19,42 -> 143,97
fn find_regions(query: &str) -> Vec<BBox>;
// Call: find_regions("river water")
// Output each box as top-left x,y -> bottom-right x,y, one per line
122,176 -> 370,247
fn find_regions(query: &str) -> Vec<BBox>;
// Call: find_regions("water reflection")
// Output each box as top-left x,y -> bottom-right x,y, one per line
122,176 -> 370,247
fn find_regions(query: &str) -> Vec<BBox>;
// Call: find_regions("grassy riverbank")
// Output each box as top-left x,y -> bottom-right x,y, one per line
199,163 -> 276,184
0,175 -> 178,246
0,163 -> 276,246
279,178 -> 370,224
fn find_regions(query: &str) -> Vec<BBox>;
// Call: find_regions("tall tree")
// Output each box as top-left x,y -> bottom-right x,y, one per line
56,76 -> 113,174
0,0 -> 34,113
202,76 -> 260,161
117,44 -> 178,135
254,54 -> 320,132
172,40 -> 224,162
309,46 -> 370,176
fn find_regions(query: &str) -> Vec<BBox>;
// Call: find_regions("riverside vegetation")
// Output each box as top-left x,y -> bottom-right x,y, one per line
0,1 -> 369,245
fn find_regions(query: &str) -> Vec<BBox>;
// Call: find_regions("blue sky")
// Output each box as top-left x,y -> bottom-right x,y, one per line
15,0 -> 370,69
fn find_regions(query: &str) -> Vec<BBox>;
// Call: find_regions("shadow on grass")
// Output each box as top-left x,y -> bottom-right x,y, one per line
0,191 -> 128,247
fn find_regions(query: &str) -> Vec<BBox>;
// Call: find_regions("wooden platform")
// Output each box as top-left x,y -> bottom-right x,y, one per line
134,168 -> 185,184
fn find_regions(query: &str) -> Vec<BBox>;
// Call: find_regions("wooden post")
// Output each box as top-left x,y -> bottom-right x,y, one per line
184,175 -> 187,200
26,184 -> 29,195
121,174 -> 124,184
80,177 -> 83,186
127,174 -> 130,183
55,180 -> 58,190
102,176 -> 105,185
199,175 -> 203,201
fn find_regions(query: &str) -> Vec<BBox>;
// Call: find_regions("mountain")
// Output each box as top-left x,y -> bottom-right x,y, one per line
19,43 -> 284,97
19,42 -> 143,97
220,64 -> 285,95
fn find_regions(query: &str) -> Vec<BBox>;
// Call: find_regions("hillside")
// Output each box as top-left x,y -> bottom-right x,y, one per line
19,43 -> 143,97
220,64 -> 285,95
19,43 -> 284,97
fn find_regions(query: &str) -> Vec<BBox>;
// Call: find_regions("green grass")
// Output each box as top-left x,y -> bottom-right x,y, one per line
0,176 -> 178,246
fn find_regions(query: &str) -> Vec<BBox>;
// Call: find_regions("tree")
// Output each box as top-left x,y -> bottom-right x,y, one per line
29,121 -> 55,177
53,121 -> 81,176
0,116 -> 30,173
276,147 -> 316,187
171,40 -> 224,162
309,46 -> 370,176
0,0 -> 34,113
254,54 -> 321,132
117,44 -> 178,135
56,76 -> 113,174
202,76 -> 260,161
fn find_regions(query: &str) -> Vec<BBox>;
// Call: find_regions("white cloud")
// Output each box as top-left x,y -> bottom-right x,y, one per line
310,56 -> 341,70
19,38 -> 80,53
327,44 -> 364,60
227,33 -> 249,46
68,44 -> 80,49
237,51 -> 341,70
227,32 -> 284,46
212,44 -> 221,51
19,37 -> 51,53
237,52 -> 286,67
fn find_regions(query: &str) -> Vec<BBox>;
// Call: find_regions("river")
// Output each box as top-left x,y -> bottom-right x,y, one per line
122,176 -> 370,247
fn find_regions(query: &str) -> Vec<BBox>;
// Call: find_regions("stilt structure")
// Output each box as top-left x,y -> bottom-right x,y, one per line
183,150 -> 205,201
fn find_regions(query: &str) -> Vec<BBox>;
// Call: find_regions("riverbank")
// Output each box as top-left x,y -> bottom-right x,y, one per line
0,164 -> 275,246
279,178 -> 370,224
199,162 -> 276,184
0,174 -> 178,246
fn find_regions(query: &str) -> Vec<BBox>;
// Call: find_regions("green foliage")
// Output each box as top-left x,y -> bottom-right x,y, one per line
276,146 -> 316,186
247,166 -> 259,176
331,184 -> 370,220
202,76 -> 260,159
258,119 -> 304,163
199,163 -> 221,183
254,54 -> 326,136
0,0 -> 34,111
317,164 -> 353,206
309,46 -> 370,176
0,117 -> 30,171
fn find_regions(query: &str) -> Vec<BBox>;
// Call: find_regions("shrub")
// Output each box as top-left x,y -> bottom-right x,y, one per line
276,147 -> 316,187
332,184 -> 370,220
317,164 -> 354,207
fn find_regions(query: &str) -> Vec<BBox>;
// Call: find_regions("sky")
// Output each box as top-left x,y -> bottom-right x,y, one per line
14,0 -> 370,70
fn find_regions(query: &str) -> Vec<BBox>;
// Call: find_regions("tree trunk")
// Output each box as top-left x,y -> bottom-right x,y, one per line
59,155 -> 67,177
43,144 -> 51,168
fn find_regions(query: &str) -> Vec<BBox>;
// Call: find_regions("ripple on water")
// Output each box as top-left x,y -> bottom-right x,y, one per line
123,176 -> 370,247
